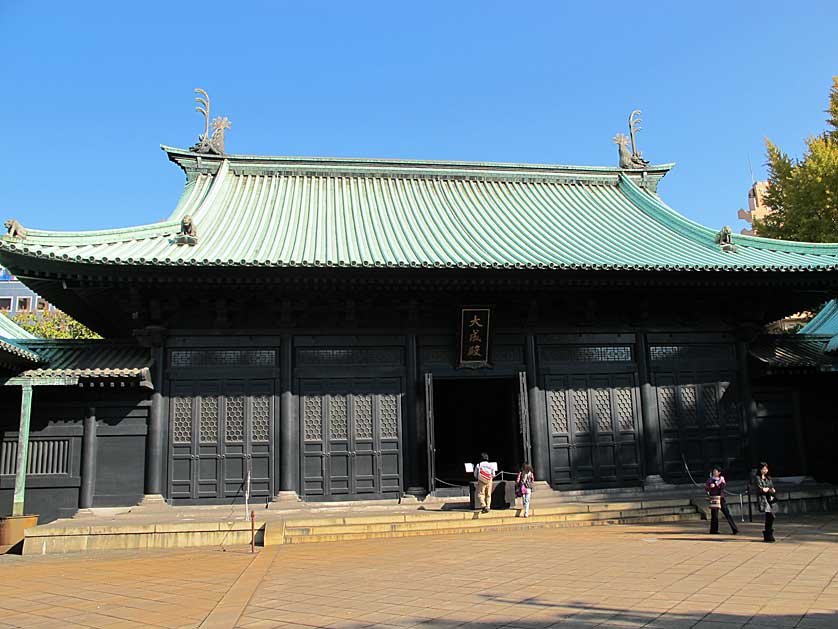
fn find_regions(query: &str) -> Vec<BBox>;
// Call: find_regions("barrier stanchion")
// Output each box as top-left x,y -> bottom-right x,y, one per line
251,510 -> 255,553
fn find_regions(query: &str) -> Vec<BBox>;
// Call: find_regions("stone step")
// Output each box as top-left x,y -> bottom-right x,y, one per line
285,505 -> 699,536
282,512 -> 701,544
282,506 -> 699,541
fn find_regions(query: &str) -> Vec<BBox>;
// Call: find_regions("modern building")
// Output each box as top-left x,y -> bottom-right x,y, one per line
0,266 -> 54,316
3,134 -> 838,522
738,180 -> 771,236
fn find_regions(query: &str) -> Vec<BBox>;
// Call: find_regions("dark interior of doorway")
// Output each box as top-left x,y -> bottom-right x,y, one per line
432,378 -> 522,487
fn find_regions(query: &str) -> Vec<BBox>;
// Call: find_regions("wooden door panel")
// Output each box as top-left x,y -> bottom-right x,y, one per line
170,382 -> 195,499
546,372 -> 640,487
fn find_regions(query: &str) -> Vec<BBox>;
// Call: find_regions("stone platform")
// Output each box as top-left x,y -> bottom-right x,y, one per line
17,481 -> 838,555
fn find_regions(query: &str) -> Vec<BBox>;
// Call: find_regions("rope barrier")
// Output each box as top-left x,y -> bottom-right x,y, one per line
433,469 -> 518,489
680,453 -> 746,522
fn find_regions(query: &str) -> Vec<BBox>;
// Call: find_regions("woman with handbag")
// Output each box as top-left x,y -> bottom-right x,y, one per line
754,461 -> 777,543
705,466 -> 738,535
516,463 -> 535,518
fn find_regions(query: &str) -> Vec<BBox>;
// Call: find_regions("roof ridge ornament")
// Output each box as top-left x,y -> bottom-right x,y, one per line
171,215 -> 197,246
613,110 -> 650,169
189,88 -> 231,155
716,226 -> 738,253
4,219 -> 27,240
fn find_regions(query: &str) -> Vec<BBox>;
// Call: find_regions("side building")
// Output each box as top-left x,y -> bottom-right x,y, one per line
2,140 -> 838,522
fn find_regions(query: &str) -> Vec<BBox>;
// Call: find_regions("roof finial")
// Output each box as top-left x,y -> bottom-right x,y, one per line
189,89 -> 231,155
716,226 -> 738,253
614,110 -> 650,169
4,219 -> 26,240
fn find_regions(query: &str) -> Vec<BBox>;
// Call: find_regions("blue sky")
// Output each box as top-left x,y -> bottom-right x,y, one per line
1,1 -> 837,233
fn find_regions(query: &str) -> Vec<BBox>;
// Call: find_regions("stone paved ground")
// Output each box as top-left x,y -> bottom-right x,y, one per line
1,515 -> 838,628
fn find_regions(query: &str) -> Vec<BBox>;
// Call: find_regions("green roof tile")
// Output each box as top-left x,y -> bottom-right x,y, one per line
3,147 -> 838,272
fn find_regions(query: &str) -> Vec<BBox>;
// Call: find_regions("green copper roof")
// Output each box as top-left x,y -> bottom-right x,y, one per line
0,313 -> 41,366
4,147 -> 838,272
15,340 -> 152,385
0,313 -> 36,340
750,335 -> 836,372
799,300 -> 838,353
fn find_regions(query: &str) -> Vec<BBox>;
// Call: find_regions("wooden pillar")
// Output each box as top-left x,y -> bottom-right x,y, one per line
736,339 -> 758,468
144,344 -> 165,496
79,407 -> 97,509
12,382 -> 33,516
279,335 -> 298,493
636,333 -> 663,481
524,335 -> 549,482
792,389 -> 808,476
404,334 -> 419,491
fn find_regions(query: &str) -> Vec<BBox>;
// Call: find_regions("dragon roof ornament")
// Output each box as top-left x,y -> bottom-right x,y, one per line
189,88 -> 231,155
614,110 -> 650,170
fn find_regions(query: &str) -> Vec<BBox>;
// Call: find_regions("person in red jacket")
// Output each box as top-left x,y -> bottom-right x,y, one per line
705,466 -> 738,535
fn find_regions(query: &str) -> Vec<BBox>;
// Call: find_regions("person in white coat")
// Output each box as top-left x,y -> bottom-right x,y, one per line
474,452 -> 494,513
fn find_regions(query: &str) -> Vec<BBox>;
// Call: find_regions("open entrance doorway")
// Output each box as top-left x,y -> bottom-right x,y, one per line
428,377 -> 524,490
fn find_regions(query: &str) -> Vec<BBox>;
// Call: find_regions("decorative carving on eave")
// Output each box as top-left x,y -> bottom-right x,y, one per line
4,219 -> 26,240
614,110 -> 651,170
716,226 -> 738,253
171,214 -> 197,246
189,88 -> 231,155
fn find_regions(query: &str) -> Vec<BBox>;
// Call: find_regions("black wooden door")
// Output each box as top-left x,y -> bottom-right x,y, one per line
654,371 -> 742,479
300,378 -> 403,500
169,378 -> 275,502
544,373 -> 641,487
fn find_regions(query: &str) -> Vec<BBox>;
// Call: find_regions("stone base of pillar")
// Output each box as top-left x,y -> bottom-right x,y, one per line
404,486 -> 427,500
272,491 -> 302,503
134,494 -> 170,511
642,475 -> 673,490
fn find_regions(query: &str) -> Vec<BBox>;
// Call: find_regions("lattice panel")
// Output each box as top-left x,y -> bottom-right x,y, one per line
649,344 -> 734,363
615,388 -> 635,432
251,396 -> 270,442
297,348 -> 403,366
1,439 -> 70,476
173,397 -> 193,444
225,396 -> 245,442
380,395 -> 399,439
702,385 -> 719,427
657,386 -> 677,430
547,390 -> 568,434
540,345 -> 633,363
303,396 -> 322,441
199,396 -> 218,443
329,395 -> 348,440
680,385 -> 698,427
171,350 -> 275,367
572,389 -> 590,433
354,395 -> 373,440
593,389 -> 612,433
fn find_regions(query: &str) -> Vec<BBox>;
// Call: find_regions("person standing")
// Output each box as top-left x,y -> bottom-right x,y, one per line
705,466 -> 738,535
754,461 -> 777,543
516,463 -> 535,518
474,452 -> 494,513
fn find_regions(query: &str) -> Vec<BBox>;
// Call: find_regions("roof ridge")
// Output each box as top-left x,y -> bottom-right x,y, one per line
620,175 -> 838,257
161,144 -> 676,177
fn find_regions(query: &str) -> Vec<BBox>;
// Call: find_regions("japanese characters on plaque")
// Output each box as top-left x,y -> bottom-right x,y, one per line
458,307 -> 492,368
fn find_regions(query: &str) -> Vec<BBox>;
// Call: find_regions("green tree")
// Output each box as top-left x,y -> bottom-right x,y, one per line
10,310 -> 101,339
755,77 -> 838,242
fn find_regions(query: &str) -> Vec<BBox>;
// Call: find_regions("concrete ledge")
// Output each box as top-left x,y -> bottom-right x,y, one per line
23,520 -> 266,555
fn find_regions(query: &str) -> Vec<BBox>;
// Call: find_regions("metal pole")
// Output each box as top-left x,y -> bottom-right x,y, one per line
250,510 -> 255,553
12,383 -> 33,516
